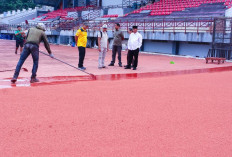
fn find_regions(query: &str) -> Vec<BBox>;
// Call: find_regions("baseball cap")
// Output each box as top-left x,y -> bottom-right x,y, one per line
37,23 -> 46,30
102,24 -> 107,28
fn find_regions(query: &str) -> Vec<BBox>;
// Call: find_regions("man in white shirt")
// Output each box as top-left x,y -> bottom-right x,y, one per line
125,26 -> 143,70
124,28 -> 133,68
98,24 -> 109,69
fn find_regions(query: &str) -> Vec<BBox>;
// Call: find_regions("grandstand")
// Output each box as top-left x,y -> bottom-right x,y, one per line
0,8 -> 38,24
127,0 -> 231,16
1,2 -> 232,156
0,0 -> 232,59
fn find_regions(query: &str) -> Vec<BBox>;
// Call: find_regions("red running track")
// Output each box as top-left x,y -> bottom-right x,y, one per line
1,39 -> 232,88
0,71 -> 232,157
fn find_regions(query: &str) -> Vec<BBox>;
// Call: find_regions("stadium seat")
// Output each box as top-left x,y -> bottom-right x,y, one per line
123,0 -> 231,17
33,6 -> 90,22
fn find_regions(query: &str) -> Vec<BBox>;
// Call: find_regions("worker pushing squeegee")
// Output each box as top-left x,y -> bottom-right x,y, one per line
11,23 -> 54,83
11,23 -> 96,84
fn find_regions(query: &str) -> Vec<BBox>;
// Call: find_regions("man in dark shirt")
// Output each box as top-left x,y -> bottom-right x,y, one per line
109,23 -> 124,67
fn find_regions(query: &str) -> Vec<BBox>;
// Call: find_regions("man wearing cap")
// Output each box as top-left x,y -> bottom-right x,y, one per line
125,26 -> 142,70
11,23 -> 54,83
108,23 -> 124,67
98,24 -> 109,69
75,23 -> 89,70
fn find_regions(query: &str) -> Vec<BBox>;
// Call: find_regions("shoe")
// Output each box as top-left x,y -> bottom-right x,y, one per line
30,78 -> 39,83
78,67 -> 86,70
108,63 -> 114,66
133,67 -> 137,70
124,66 -> 131,69
11,78 -> 17,83
102,66 -> 106,68
119,64 -> 122,67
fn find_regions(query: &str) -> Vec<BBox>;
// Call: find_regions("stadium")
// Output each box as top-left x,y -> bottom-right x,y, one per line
0,0 -> 231,58
0,0 -> 232,156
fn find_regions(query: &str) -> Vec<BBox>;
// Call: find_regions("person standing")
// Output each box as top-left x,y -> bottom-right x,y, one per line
11,23 -> 54,83
108,23 -> 124,67
15,26 -> 25,54
125,28 -> 133,68
98,24 -> 109,69
75,23 -> 89,70
125,26 -> 142,70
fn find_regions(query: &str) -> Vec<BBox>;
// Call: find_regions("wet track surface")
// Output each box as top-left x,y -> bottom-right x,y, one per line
1,39 -> 232,89
0,40 -> 232,156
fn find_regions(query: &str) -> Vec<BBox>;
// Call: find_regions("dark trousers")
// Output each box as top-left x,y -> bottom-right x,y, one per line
111,45 -> 122,64
127,48 -> 139,68
127,50 -> 134,66
13,43 -> 39,79
78,46 -> 86,68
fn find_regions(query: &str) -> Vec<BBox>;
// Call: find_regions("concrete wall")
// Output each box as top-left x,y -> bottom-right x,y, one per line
81,11 -> 90,16
123,8 -> 135,14
225,7 -> 232,17
102,0 -> 122,6
47,36 -> 57,44
142,40 -> 211,57
143,40 -> 173,54
179,42 -> 211,58
108,8 -> 124,16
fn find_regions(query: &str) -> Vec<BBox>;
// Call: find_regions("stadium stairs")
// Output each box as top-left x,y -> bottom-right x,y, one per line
29,6 -> 100,23
0,8 -> 38,24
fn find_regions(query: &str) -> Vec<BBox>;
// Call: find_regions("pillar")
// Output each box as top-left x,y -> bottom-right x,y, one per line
172,41 -> 179,55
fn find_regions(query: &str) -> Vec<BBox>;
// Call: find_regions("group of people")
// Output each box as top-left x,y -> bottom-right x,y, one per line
11,22 -> 143,83
84,23 -> 143,70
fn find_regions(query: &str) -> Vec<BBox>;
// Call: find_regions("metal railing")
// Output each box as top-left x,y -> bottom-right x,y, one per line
0,17 -> 229,35
122,0 -> 153,8
81,9 -> 101,21
89,17 -> 215,34
207,48 -> 232,60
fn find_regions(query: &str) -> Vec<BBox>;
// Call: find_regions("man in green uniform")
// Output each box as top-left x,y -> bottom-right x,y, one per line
15,26 -> 25,54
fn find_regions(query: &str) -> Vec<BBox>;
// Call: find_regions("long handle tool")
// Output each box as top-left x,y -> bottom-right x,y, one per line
39,51 -> 96,80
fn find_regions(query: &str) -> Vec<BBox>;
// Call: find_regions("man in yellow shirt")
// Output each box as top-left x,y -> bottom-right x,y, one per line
75,23 -> 89,70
